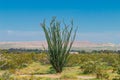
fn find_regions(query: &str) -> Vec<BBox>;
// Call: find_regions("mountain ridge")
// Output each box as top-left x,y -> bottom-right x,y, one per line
0,41 -> 119,50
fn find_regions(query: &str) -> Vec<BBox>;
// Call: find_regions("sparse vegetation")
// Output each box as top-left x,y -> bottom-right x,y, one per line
0,49 -> 120,80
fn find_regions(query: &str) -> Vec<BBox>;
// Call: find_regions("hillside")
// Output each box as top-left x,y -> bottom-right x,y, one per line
0,41 -> 120,50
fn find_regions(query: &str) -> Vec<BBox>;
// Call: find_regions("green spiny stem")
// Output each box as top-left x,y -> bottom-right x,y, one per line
41,17 -> 77,73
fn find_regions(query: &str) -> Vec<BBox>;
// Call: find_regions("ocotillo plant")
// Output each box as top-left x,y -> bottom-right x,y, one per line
41,17 -> 77,73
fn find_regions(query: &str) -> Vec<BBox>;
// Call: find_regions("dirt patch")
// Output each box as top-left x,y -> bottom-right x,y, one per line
15,74 -> 96,79
78,75 -> 96,79
18,74 -> 61,78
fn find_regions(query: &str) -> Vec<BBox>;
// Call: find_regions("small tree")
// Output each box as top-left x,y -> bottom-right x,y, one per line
41,17 -> 77,73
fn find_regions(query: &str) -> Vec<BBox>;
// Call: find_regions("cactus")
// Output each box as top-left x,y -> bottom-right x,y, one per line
41,17 -> 77,73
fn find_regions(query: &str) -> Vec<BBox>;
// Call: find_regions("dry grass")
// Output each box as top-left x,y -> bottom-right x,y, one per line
15,62 -> 50,75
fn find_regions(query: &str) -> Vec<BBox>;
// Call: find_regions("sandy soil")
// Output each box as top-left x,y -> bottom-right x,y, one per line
16,74 -> 96,79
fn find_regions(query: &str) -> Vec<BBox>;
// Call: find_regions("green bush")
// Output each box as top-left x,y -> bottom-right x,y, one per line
117,66 -> 120,74
0,71 -> 11,80
81,61 -> 96,74
1,53 -> 33,70
66,54 -> 81,66
112,75 -> 120,80
47,66 -> 56,74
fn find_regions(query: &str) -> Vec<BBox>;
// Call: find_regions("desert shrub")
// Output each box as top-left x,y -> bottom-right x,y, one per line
80,59 -> 109,79
117,66 -> 120,74
112,55 -> 120,74
66,54 -> 81,66
116,54 -> 120,74
0,71 -> 11,80
101,54 -> 117,66
0,54 -> 7,69
112,75 -> 120,80
102,73 -> 109,80
81,61 -> 96,74
34,53 -> 49,64
47,66 -> 56,74
1,53 -> 33,70
26,53 -> 49,63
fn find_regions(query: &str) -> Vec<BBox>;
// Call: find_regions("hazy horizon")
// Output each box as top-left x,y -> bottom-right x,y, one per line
0,0 -> 120,43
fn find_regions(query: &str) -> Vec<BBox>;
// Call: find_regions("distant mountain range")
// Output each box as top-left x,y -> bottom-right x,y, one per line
0,41 -> 120,50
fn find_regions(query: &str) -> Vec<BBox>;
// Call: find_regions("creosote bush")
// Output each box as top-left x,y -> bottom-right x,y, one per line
1,53 -> 33,70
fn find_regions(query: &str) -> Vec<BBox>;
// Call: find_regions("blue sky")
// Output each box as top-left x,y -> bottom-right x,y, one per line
0,0 -> 120,43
